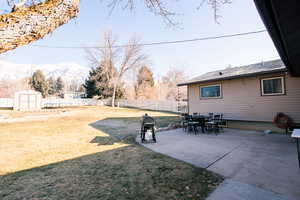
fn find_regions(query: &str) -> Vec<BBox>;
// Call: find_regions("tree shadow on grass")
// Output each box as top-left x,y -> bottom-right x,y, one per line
0,114 -> 222,200
0,144 -> 222,200
90,136 -> 119,145
88,116 -> 181,145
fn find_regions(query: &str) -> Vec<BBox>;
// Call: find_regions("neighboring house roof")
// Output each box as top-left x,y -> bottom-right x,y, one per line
254,0 -> 300,77
178,59 -> 287,86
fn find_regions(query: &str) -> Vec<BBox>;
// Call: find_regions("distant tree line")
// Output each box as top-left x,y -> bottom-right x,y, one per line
84,65 -> 187,101
25,31 -> 187,101
29,70 -> 64,98
0,61 -> 186,101
47,76 -> 64,97
83,31 -> 187,103
84,63 -> 187,102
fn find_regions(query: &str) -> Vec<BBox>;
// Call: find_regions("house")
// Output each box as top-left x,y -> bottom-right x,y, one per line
178,59 -> 300,132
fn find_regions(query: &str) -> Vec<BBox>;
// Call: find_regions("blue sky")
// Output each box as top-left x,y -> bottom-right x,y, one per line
0,0 -> 279,79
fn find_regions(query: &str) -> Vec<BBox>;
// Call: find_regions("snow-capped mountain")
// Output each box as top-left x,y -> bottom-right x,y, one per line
0,60 -> 90,83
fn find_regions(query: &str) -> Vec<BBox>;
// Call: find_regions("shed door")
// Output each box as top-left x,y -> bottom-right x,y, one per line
19,94 -> 38,110
19,94 -> 29,110
28,94 -> 37,109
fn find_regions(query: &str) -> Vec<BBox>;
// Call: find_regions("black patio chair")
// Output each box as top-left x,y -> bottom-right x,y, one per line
182,114 -> 199,134
194,116 -> 206,133
182,114 -> 190,132
206,114 -> 222,134
187,120 -> 199,134
140,114 -> 156,143
186,114 -> 201,134
207,112 -> 214,122
218,115 -> 227,131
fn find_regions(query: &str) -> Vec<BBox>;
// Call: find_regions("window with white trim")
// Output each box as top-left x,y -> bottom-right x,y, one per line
261,77 -> 285,95
200,84 -> 221,98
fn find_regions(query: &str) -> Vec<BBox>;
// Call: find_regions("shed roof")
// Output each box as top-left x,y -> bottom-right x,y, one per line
178,59 -> 287,86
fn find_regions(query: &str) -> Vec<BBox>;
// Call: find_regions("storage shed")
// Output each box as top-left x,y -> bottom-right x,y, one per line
14,90 -> 42,111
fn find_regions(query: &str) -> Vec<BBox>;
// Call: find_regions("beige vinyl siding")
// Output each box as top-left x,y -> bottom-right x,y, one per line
188,72 -> 300,123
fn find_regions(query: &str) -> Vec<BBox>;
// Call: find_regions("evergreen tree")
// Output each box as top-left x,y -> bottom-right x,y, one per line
83,62 -> 124,99
56,77 -> 64,95
47,77 -> 56,95
84,68 -> 99,98
135,66 -> 155,99
29,70 -> 48,97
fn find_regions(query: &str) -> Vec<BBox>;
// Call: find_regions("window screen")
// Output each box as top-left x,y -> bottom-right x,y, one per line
200,85 -> 221,98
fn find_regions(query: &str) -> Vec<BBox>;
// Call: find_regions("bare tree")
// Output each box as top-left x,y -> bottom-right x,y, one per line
161,68 -> 187,101
87,30 -> 119,90
86,31 -> 146,104
86,31 -> 119,72
111,36 -> 146,106
84,31 -> 123,99
0,0 -> 230,54
198,0 -> 231,23
0,77 -> 31,98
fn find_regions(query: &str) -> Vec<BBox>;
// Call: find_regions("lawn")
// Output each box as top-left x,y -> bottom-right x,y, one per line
0,106 -> 222,200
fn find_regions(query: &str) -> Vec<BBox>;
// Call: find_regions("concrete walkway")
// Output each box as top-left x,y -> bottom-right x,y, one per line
137,129 -> 300,200
206,179 -> 293,200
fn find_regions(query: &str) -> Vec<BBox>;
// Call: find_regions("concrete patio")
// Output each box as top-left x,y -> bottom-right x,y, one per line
138,128 -> 300,200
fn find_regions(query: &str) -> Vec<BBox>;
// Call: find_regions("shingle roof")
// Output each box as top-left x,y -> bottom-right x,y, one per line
178,59 -> 287,86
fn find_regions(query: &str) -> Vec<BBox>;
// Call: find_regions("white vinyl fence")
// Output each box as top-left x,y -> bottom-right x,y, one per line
0,97 -> 187,113
117,99 -> 187,113
0,98 -> 13,108
0,98 -> 104,109
42,98 -> 104,108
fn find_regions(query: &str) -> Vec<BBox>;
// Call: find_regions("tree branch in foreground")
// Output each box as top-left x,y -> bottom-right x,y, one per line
0,0 -> 80,54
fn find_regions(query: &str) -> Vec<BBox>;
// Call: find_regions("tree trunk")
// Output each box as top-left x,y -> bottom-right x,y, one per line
111,76 -> 120,108
0,0 -> 80,54
111,81 -> 117,107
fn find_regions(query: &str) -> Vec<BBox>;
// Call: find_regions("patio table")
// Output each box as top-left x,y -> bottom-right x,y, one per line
291,129 -> 300,168
191,115 -> 208,133
187,121 -> 199,134
191,115 -> 209,119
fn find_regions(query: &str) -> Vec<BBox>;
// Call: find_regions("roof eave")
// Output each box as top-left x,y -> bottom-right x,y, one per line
177,68 -> 287,86
254,0 -> 300,77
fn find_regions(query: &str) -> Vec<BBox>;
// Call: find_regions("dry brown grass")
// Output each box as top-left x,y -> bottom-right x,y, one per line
0,107 -> 80,118
0,106 -> 173,174
0,106 -> 222,200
